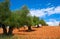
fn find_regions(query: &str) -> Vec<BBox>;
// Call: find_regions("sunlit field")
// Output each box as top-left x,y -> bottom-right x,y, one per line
0,26 -> 60,39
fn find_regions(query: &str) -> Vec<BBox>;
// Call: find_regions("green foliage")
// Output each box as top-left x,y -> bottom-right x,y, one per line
19,5 -> 33,26
4,13 -> 20,27
33,16 -> 40,26
39,19 -> 48,26
32,16 -> 48,26
20,5 -> 29,18
4,5 -> 33,28
0,0 -> 11,24
26,16 -> 33,26
0,0 -> 47,28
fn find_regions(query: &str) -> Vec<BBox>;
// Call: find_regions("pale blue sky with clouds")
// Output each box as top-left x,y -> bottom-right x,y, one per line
0,0 -> 60,26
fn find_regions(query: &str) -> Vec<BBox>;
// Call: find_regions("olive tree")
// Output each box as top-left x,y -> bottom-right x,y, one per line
33,16 -> 40,27
4,12 -> 21,35
0,0 -> 11,35
39,19 -> 48,26
20,5 -> 33,31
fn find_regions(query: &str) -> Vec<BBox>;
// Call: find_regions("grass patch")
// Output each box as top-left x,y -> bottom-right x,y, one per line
0,35 -> 13,39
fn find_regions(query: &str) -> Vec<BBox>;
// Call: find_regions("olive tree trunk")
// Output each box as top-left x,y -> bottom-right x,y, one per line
28,26 -> 32,31
8,26 -> 13,35
37,25 -> 39,28
2,24 -> 7,35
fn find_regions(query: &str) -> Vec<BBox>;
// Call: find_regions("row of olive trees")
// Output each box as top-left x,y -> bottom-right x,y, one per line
32,16 -> 48,27
0,0 -> 48,35
0,0 -> 33,35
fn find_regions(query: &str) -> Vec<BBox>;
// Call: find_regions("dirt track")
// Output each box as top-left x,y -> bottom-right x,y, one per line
0,26 -> 60,39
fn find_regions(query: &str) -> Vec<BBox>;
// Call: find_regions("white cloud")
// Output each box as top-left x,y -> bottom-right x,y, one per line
54,6 -> 60,13
30,9 -> 47,17
30,6 -> 60,17
30,6 -> 60,26
46,19 -> 59,26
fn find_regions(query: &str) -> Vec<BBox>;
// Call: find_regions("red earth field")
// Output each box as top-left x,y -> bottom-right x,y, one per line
0,26 -> 60,39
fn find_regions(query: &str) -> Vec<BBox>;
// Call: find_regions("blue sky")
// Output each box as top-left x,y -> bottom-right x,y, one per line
0,0 -> 60,26
9,0 -> 60,10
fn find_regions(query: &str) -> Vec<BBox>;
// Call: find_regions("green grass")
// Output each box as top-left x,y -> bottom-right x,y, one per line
0,35 -> 13,39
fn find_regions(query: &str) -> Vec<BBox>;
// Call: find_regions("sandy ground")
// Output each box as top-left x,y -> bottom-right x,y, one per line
0,26 -> 60,39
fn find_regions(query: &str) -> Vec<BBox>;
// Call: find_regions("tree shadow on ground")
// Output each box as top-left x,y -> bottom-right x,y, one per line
25,29 -> 36,32
18,29 -> 36,32
32,27 -> 42,28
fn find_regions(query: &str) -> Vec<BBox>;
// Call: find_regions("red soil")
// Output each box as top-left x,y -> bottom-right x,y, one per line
0,26 -> 60,39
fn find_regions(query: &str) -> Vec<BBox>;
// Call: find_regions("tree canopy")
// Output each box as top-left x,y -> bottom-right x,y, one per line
0,0 -> 48,35
0,0 -> 11,24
